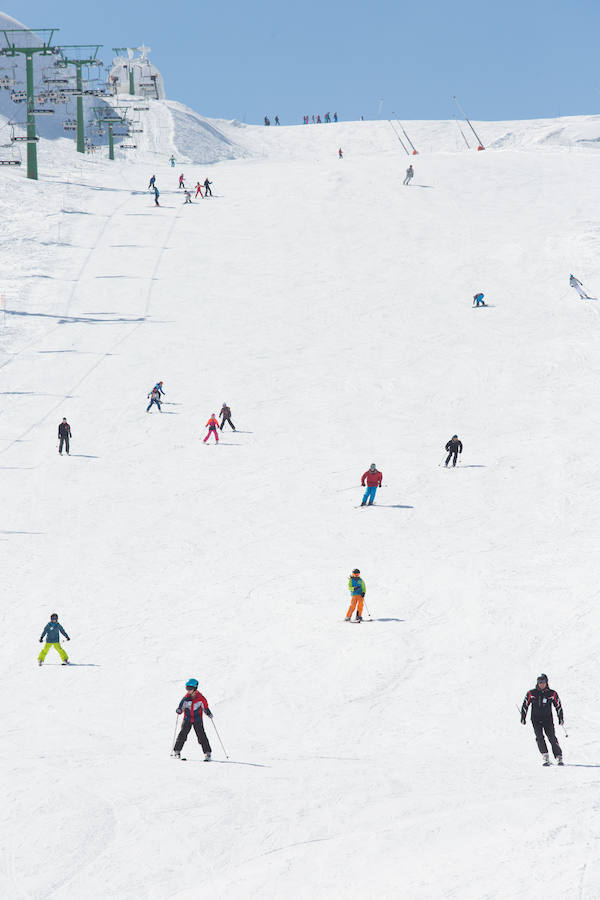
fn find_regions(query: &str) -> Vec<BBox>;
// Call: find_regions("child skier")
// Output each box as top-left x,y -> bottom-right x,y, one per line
345,569 -> 366,622
203,413 -> 219,443
58,418 -> 71,455
153,381 -> 165,397
146,385 -> 162,413
520,674 -> 564,766
473,292 -> 486,307
360,463 -> 383,506
173,678 -> 213,760
570,274 -> 590,299
338,147 -> 343,159
219,403 -> 235,431
444,435 -> 462,467
195,182 -> 203,199
178,173 -> 185,189
184,190 -> 192,204
38,613 -> 70,665
203,178 -> 212,197
403,165 -> 414,185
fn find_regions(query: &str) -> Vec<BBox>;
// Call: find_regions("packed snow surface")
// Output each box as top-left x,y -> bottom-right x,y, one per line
2,111 -> 600,900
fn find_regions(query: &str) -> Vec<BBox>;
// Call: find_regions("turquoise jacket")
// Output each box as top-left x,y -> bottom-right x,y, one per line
40,621 -> 69,643
348,576 -> 366,596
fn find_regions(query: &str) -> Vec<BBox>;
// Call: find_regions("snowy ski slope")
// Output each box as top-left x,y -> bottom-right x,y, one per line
2,111 -> 600,900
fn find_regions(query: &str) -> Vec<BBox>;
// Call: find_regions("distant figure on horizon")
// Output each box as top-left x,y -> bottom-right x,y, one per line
334,112 -> 338,122
570,273 -> 591,299
473,292 -> 486,307
403,165 -> 414,185
203,178 -> 213,197
338,147 -> 343,159
274,115 -> 280,125
58,418 -> 71,455
195,181 -> 203,199
264,116 -> 270,126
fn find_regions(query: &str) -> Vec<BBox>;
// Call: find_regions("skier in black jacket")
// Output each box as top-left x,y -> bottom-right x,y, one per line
520,673 -> 564,766
444,435 -> 462,467
58,418 -> 71,455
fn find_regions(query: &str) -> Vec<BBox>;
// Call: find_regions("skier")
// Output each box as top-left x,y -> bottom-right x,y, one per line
153,186 -> 160,207
403,165 -> 414,185
173,677 -> 213,760
38,613 -> 70,665
169,155 -> 175,167
444,435 -> 462,467
178,173 -> 185,190
184,190 -> 192,204
360,463 -> 383,506
58,418 -> 71,456
153,381 -> 165,397
274,115 -> 280,125
264,116 -> 270,126
338,147 -> 343,159
570,273 -> 590,299
203,178 -> 213,197
195,181 -> 203,199
473,292 -> 486,307
345,569 -> 366,622
148,174 -> 156,189
203,413 -> 219,443
146,385 -> 162,413
333,112 -> 338,122
520,674 -> 564,766
219,403 -> 236,431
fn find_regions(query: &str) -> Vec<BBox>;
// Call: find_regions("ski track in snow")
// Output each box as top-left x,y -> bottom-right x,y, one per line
1,111 -> 600,899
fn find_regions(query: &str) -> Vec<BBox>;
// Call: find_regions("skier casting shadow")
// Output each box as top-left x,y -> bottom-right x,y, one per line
520,673 -> 564,766
444,435 -> 462,467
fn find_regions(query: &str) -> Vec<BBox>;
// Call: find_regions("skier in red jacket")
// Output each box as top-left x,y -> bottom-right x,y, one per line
361,463 -> 382,506
203,414 -> 219,443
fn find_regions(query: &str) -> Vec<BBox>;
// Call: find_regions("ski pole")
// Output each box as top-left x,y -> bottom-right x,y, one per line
211,718 -> 229,758
561,723 -> 569,738
171,714 -> 179,754
363,598 -> 372,620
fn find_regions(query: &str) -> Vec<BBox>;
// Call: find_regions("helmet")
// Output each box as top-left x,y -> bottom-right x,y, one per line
50,613 -> 58,620
452,434 -> 458,439
352,568 -> 360,574
186,678 -> 199,689
158,381 -> 163,385
536,673 -> 548,684
369,463 -> 376,471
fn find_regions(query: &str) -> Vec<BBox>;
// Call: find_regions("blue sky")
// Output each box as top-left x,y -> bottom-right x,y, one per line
15,0 -> 600,124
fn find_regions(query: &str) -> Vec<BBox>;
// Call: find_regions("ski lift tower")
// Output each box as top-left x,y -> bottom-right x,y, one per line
93,105 -> 129,161
0,27 -> 60,180
57,45 -> 102,154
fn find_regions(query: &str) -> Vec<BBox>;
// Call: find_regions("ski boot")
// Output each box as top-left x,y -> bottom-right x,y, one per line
173,751 -> 181,759
367,501 -> 374,505
356,615 -> 363,622
38,659 -> 43,666
360,501 -> 366,507
557,756 -> 564,766
345,616 -> 351,621
542,753 -> 551,766
61,661 -> 69,666
204,752 -> 211,761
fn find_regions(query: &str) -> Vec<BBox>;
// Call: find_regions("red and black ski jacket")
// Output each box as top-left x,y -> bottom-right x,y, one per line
177,690 -> 210,723
521,686 -> 563,724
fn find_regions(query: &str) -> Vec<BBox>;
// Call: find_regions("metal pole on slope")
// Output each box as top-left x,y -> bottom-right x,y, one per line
452,96 -> 485,150
389,117 -> 409,155
397,119 -> 419,154
453,114 -> 471,149
171,714 -> 179,753
210,718 -> 230,759
377,98 -> 384,119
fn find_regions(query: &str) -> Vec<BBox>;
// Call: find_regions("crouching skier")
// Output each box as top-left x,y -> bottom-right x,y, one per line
521,673 -> 564,766
173,678 -> 213,760
345,569 -> 366,622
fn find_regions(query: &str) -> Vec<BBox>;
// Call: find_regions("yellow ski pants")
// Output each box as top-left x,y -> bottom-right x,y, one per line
38,642 -> 68,663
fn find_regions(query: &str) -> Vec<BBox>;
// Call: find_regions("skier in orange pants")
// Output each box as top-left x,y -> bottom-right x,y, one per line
346,569 -> 366,622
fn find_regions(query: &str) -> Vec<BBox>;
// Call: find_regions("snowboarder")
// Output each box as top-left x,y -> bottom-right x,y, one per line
58,418 -> 71,455
345,569 -> 366,622
148,174 -> 156,189
184,190 -> 192,204
38,613 -> 70,665
338,147 -> 343,159
203,413 -> 219,443
195,181 -> 203,199
178,173 -> 185,190
520,674 -> 564,766
473,292 -> 486,307
570,274 -> 590,299
444,435 -> 462,467
203,178 -> 213,197
173,678 -> 213,760
219,403 -> 236,431
169,155 -> 175,167
360,463 -> 383,506
403,165 -> 414,185
146,385 -> 162,413
154,186 -> 160,207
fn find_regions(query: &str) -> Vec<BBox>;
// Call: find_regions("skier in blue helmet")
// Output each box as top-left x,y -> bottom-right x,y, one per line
173,678 -> 213,760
